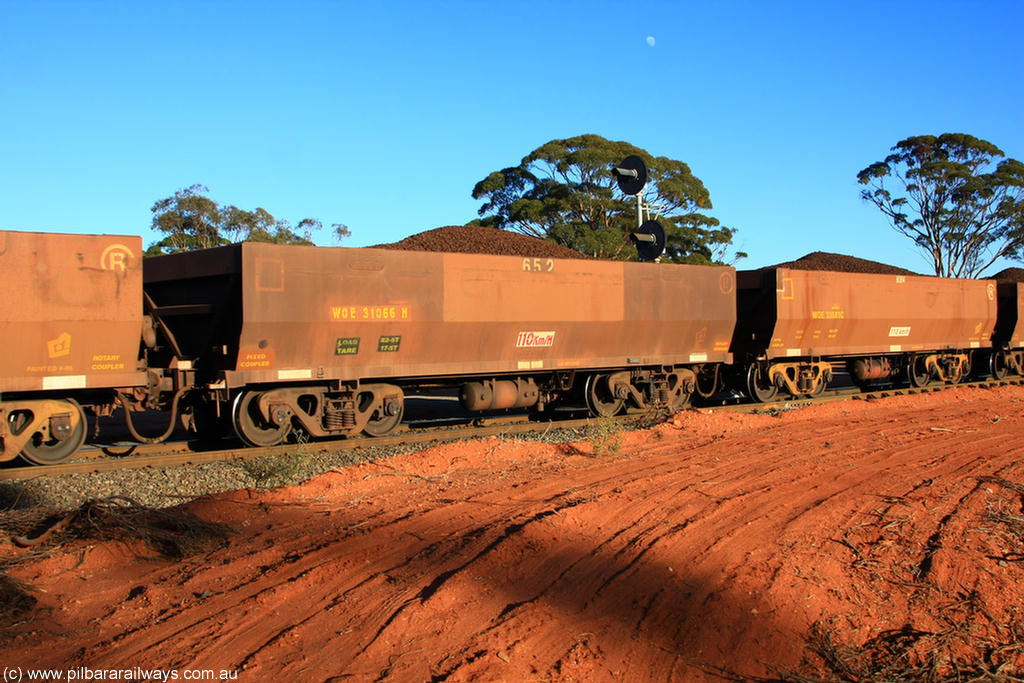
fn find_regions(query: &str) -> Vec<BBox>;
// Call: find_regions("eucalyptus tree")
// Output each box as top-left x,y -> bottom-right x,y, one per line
858,133 -> 1024,277
472,134 -> 743,264
147,185 -> 347,255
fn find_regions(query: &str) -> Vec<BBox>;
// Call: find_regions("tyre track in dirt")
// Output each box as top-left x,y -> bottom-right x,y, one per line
3,386 -> 1023,682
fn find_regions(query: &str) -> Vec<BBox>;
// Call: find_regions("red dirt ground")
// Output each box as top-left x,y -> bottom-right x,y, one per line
3,386 -> 1024,681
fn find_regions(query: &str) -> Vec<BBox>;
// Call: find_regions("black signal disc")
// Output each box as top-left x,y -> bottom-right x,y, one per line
632,219 -> 666,261
613,155 -> 648,195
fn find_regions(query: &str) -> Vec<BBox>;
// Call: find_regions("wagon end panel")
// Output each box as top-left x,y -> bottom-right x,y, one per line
994,282 -> 1024,349
0,230 -> 146,393
731,269 -> 779,359
143,244 -> 245,375
622,262 -> 735,365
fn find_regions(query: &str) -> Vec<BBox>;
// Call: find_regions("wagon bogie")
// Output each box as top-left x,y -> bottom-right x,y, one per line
740,359 -> 832,401
978,349 -> 1024,380
600,366 -> 698,413
231,382 -> 406,445
2,398 -> 87,464
653,367 -> 697,411
924,352 -> 969,385
774,361 -> 830,397
1010,351 -> 1024,376
1000,350 -> 1024,377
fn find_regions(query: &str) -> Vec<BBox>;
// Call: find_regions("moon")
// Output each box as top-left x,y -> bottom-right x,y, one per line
646,36 -> 655,47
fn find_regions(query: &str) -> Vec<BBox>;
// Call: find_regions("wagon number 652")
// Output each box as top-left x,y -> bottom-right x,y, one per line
522,258 -> 555,272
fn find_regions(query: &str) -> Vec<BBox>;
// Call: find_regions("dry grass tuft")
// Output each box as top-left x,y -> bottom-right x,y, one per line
782,616 -> 1024,683
709,476 -> 1024,683
0,573 -> 37,628
12,496 -> 233,559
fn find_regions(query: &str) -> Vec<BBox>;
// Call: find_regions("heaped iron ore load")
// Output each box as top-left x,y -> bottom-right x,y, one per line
144,242 -> 736,445
764,251 -> 918,275
3,226 -> 1024,466
375,225 -> 595,260
991,267 -> 1024,283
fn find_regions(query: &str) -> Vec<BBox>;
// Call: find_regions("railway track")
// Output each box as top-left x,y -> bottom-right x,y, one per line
2,377 -> 1021,483
0,413 -> 595,482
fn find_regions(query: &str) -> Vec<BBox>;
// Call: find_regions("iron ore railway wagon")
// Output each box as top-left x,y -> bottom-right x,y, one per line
143,241 -> 737,446
732,267 -> 1001,400
0,231 -> 151,464
2,228 -> 1023,466
1,230 -> 736,462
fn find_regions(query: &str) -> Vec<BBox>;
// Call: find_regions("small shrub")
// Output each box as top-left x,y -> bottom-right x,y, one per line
588,418 -> 623,457
238,450 -> 310,489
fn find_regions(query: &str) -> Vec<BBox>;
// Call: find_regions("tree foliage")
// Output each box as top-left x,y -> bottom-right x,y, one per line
146,184 -> 349,256
857,133 -> 1024,278
471,134 -> 743,264
148,184 -> 222,253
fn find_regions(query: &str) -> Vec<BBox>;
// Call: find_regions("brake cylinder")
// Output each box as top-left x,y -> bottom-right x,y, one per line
849,358 -> 892,381
459,379 -> 539,411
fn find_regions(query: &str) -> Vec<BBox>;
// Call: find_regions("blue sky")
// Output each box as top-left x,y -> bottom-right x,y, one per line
2,0 -> 1022,274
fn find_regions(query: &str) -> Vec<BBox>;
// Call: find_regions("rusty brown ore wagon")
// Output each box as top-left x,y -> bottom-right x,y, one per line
731,268 -> 999,400
143,243 -> 737,446
0,231 -> 150,464
8,229 -> 1021,466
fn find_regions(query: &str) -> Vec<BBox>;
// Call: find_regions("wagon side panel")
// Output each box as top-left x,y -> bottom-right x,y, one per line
225,245 -> 735,385
762,269 -> 996,359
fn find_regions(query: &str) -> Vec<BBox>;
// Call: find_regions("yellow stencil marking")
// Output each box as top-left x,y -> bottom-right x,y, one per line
101,244 -> 135,272
331,305 -> 410,321
48,332 -> 72,359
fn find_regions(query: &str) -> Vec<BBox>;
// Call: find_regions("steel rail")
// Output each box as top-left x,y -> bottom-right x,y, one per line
0,414 -> 585,482
2,377 -> 1021,483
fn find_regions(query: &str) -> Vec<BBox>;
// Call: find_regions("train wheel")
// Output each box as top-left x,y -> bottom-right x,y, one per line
665,374 -> 691,412
362,397 -> 404,437
232,391 -> 292,447
908,356 -> 931,388
746,364 -> 778,402
10,400 -> 87,465
990,352 -> 1009,380
585,374 -> 624,417
947,360 -> 964,385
